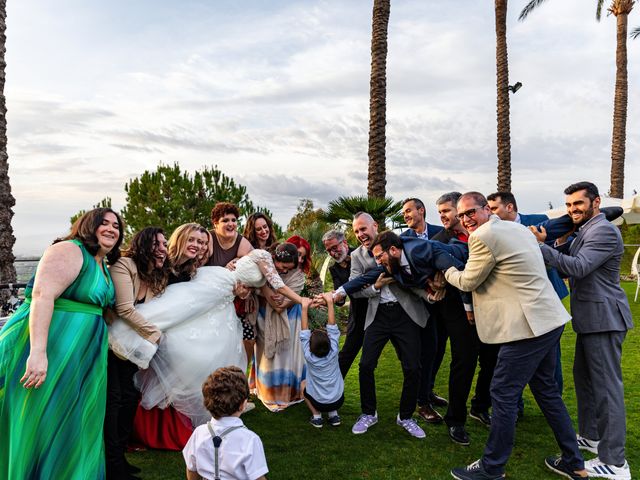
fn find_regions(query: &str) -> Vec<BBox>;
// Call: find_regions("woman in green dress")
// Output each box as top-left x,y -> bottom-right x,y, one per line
0,207 -> 124,480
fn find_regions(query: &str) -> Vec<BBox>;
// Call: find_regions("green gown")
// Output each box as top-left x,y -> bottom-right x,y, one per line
0,240 -> 115,479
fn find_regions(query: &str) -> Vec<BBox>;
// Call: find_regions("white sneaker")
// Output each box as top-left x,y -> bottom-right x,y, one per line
577,434 -> 599,454
585,458 -> 631,480
242,401 -> 256,414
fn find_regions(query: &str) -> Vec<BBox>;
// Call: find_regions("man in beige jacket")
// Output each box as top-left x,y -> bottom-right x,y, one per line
444,192 -> 586,480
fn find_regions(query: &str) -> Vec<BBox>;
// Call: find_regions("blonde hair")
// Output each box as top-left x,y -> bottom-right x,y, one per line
167,223 -> 203,278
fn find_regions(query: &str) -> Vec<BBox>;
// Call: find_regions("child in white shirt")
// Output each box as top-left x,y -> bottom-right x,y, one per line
183,366 -> 268,480
300,292 -> 345,428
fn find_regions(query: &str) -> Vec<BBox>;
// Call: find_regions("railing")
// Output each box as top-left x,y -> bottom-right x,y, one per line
0,258 -> 37,322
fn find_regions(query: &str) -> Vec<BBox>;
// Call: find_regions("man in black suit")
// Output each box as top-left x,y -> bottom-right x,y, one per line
430,192 -> 498,444
322,229 -> 368,378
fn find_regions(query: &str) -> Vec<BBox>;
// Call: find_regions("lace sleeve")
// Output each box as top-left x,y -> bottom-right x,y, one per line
250,249 -> 286,290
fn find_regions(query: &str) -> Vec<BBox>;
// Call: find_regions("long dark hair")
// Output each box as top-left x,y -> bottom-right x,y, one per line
56,208 -> 124,264
123,227 -> 170,296
243,212 -> 276,248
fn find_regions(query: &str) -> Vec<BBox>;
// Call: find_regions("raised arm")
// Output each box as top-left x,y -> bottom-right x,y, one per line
22,241 -> 83,389
301,300 -> 310,330
253,251 -> 310,307
322,292 -> 336,325
540,224 -> 620,279
341,266 -> 384,296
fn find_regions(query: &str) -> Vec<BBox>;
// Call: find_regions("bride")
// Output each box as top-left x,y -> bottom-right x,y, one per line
109,239 -> 310,425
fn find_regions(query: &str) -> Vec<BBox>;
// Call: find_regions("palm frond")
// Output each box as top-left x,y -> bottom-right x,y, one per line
321,195 -> 403,227
631,26 -> 640,39
596,0 -> 604,21
518,0 -> 550,21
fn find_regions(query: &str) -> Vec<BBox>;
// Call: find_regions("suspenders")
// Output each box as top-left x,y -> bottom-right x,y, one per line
206,422 -> 246,480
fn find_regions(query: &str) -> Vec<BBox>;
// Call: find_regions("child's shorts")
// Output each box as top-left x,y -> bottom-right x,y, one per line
304,389 -> 344,412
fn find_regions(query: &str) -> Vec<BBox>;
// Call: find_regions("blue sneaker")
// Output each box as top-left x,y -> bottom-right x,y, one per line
309,417 -> 323,428
327,415 -> 341,427
451,459 -> 505,480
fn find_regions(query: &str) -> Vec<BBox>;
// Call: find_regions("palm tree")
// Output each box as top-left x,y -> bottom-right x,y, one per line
520,0 -> 635,198
0,0 -> 17,305
496,0 -> 512,192
367,0 -> 390,199
632,25 -> 640,37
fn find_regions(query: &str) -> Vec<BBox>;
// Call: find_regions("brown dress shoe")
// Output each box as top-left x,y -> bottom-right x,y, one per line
417,404 -> 443,424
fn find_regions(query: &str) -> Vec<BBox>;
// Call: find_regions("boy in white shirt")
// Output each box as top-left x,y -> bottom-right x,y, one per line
183,366 -> 268,480
301,292 -> 345,428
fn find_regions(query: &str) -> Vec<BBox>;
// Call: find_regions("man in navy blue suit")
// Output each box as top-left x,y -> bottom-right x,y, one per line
399,197 -> 448,422
400,197 -> 444,240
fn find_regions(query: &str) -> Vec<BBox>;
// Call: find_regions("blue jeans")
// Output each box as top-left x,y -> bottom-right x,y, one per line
482,326 -> 583,475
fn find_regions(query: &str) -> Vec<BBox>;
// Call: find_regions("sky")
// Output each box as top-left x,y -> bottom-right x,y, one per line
5,0 -> 640,255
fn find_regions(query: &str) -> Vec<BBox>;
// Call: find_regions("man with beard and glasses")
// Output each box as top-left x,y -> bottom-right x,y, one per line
532,182 -> 633,480
321,230 -> 368,378
330,212 -> 432,439
444,191 -> 585,480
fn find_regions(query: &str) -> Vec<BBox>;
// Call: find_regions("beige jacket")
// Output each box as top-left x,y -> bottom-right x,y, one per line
106,257 -> 162,343
445,215 -> 570,344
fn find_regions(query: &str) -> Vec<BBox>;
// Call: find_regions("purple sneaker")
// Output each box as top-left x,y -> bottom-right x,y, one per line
397,415 -> 426,439
352,413 -> 378,434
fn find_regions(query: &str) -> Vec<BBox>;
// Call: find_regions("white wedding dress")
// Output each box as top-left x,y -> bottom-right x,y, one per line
108,250 -> 285,425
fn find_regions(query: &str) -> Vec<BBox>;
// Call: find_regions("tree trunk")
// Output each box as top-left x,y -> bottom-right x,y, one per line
367,0 -> 390,199
0,0 -> 17,305
495,0 -> 512,192
609,3 -> 631,199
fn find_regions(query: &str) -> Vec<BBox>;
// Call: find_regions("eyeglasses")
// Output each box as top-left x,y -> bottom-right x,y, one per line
325,245 -> 343,254
456,207 -> 483,221
373,249 -> 388,262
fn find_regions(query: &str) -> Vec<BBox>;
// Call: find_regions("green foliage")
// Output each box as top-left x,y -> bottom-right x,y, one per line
70,197 -> 112,225
285,199 -> 332,277
620,222 -> 640,275
322,195 -> 403,229
286,199 -> 327,235
120,163 -> 276,235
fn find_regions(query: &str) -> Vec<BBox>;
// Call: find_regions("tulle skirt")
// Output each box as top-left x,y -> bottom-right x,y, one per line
108,266 -> 246,425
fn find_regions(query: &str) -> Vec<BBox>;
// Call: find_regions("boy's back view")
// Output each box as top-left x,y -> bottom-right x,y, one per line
183,366 -> 268,480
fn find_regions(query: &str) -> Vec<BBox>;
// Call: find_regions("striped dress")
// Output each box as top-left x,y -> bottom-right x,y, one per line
0,240 -> 114,479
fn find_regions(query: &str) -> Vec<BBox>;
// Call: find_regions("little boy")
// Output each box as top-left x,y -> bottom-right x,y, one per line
183,366 -> 268,480
300,292 -> 345,428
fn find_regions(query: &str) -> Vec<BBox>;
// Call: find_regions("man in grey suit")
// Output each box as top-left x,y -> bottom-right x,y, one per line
332,212 -> 431,439
534,181 -> 633,480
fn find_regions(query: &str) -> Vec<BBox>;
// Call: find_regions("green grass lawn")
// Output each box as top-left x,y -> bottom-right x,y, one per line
128,282 -> 639,479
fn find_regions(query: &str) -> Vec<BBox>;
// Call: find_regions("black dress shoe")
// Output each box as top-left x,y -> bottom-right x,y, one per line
417,404 -> 443,423
469,409 -> 491,427
429,391 -> 448,407
448,425 -> 470,446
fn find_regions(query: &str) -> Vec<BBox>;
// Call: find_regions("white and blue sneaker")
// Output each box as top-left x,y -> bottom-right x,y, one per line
585,458 -> 631,480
